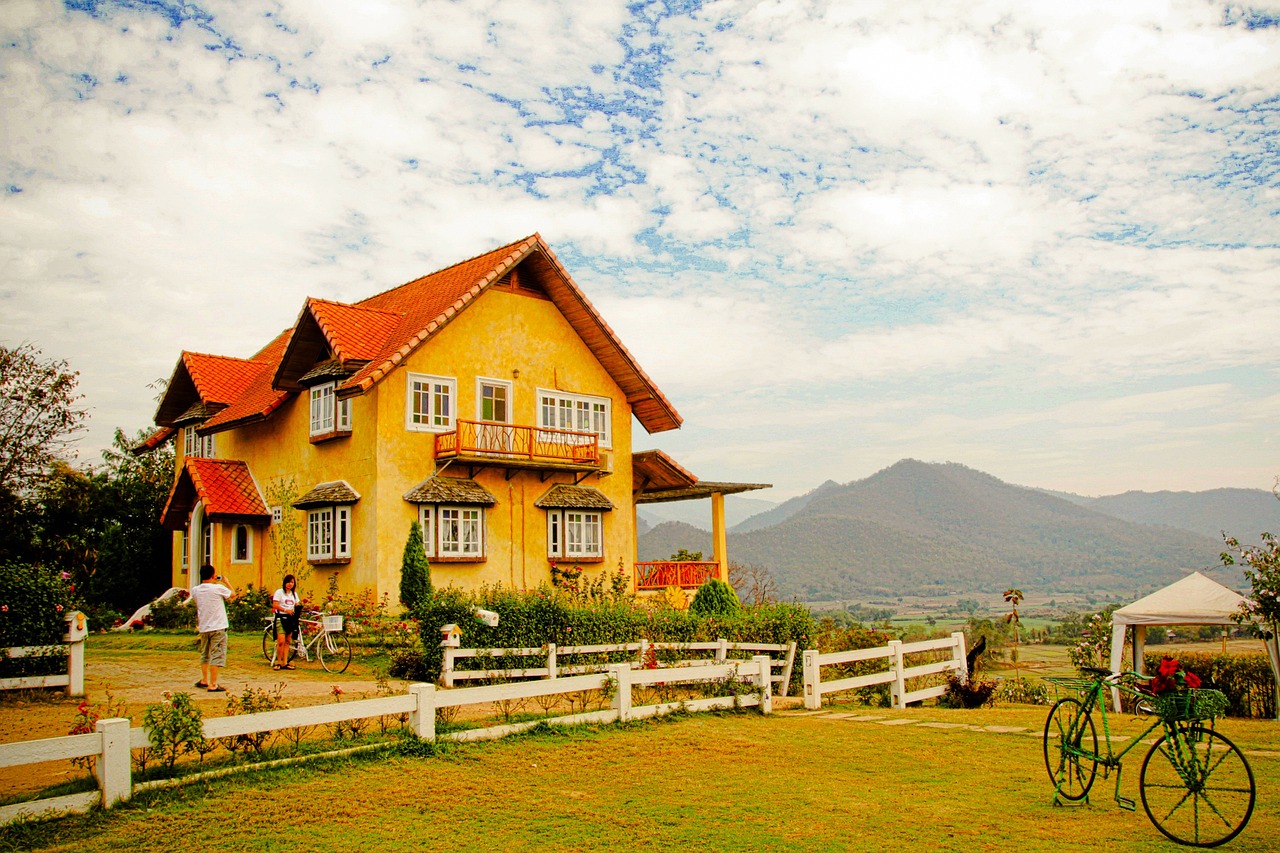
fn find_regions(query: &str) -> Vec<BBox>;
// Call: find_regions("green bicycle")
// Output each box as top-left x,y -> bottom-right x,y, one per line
1043,666 -> 1255,847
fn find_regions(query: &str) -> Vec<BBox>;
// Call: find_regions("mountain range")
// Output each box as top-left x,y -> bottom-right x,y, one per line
637,460 -> 1278,600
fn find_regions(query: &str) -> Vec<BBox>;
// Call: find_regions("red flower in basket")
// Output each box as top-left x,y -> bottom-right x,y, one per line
1148,656 -> 1201,695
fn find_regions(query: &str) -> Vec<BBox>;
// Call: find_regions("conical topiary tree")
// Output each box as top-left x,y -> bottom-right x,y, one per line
689,578 -> 741,617
399,521 -> 432,612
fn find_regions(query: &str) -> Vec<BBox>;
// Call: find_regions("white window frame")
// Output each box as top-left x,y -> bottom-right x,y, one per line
307,506 -> 352,561
337,396 -> 353,432
419,504 -> 485,558
310,383 -> 335,436
231,524 -> 253,564
545,509 -> 603,559
476,377 -> 513,423
536,389 -> 611,449
406,373 -> 457,432
271,505 -> 283,525
184,428 -> 216,458
180,530 -> 189,571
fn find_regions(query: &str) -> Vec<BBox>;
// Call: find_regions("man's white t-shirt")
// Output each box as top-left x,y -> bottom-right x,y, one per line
192,582 -> 231,633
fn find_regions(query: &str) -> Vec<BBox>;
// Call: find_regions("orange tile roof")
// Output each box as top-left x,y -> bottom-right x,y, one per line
132,426 -> 176,454
160,457 -> 269,529
307,299 -> 403,362
183,353 -> 267,405
201,329 -> 295,432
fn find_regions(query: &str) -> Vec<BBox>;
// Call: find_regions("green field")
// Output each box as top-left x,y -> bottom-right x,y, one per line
3,703 -> 1277,853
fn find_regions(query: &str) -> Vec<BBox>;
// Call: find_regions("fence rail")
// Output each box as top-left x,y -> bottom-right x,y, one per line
802,632 -> 967,710
0,612 -> 87,696
442,638 -> 797,696
0,656 -> 772,826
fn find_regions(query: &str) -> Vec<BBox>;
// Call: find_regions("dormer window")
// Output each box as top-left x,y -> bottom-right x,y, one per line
309,382 -> 352,441
184,427 -> 216,459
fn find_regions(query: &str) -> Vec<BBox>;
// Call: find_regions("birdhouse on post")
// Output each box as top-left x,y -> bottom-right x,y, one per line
440,623 -> 461,648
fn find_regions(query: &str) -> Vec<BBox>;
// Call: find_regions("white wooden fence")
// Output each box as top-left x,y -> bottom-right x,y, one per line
0,656 -> 773,825
443,638 -> 798,695
802,632 -> 967,710
0,611 -> 87,696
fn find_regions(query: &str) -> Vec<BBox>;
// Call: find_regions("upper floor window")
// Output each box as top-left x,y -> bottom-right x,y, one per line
184,427 -> 216,459
310,384 -> 352,439
407,373 -> 456,432
537,390 -> 610,448
477,378 -> 512,423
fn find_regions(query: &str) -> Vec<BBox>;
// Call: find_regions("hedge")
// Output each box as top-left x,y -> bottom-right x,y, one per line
1144,650 -> 1276,719
411,586 -> 815,689
0,561 -> 77,678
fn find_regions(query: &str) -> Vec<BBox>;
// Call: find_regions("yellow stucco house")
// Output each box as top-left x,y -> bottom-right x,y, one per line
144,235 -> 767,601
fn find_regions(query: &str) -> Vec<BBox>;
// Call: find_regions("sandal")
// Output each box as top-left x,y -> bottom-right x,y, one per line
207,686 -> 226,693
282,664 -> 296,670
272,664 -> 282,671
195,681 -> 208,688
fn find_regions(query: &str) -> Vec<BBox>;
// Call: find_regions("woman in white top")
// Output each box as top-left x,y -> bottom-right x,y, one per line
271,574 -> 301,670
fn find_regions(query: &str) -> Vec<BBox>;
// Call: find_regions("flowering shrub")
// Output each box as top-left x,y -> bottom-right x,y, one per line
1142,650 -> 1275,718
1147,655 -> 1202,694
1068,613 -> 1116,670
143,691 -> 205,772
0,560 -> 76,648
1222,530 -> 1280,638
68,688 -> 128,776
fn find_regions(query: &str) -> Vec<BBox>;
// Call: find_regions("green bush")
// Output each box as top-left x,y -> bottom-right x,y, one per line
148,594 -> 195,630
413,585 -> 814,688
689,579 -> 741,617
399,522 -> 432,611
1144,651 -> 1276,718
0,561 -> 76,647
227,584 -> 272,632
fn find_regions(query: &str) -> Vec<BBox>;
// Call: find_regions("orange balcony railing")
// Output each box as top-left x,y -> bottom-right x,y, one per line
635,561 -> 721,590
435,420 -> 599,466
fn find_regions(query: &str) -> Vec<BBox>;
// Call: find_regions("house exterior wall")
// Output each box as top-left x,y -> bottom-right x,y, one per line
170,281 -> 638,606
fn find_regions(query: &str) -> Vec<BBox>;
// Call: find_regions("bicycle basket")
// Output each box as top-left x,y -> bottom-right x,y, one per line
1152,688 -> 1228,722
322,615 -> 344,632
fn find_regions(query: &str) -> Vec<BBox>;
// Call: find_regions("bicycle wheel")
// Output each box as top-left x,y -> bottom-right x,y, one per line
1140,725 -> 1255,847
318,631 -> 351,674
1043,697 -> 1097,801
263,623 -> 299,665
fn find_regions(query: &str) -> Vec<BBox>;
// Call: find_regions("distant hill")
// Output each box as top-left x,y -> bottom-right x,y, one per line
639,459 -> 1236,599
1078,489 -> 1279,542
637,494 -> 778,532
730,480 -> 843,533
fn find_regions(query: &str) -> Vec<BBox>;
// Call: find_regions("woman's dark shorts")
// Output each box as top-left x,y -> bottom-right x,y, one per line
273,612 -> 299,640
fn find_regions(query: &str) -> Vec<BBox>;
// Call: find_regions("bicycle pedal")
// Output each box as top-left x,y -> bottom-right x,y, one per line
1115,795 -> 1136,812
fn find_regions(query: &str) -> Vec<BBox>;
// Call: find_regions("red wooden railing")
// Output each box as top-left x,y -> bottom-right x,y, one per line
635,561 -> 721,590
436,420 -> 599,466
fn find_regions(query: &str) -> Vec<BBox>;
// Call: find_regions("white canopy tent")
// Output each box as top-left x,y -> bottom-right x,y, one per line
1109,571 -> 1280,717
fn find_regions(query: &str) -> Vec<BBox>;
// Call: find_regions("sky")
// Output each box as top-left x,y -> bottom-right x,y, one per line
2,0 -> 1279,503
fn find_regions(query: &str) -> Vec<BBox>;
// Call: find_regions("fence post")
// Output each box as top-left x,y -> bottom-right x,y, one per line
889,640 -> 905,708
950,631 -> 968,679
65,611 -> 88,697
547,643 -> 557,680
442,646 -> 455,688
409,683 -> 437,740
778,641 -> 797,697
802,649 -> 821,710
716,638 -> 728,663
609,663 -> 632,722
95,718 -> 131,808
638,638 -> 649,668
752,655 -> 773,714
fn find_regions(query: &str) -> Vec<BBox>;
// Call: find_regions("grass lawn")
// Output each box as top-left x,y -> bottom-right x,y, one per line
2,704 -> 1276,853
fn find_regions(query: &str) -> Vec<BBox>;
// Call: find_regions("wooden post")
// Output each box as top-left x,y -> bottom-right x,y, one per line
951,631 -> 968,679
753,655 -> 773,714
95,718 -> 131,808
638,638 -> 649,668
609,663 -> 632,722
715,638 -> 728,664
409,683 -> 437,740
802,649 -> 821,710
547,643 -> 557,680
889,640 -> 905,708
442,646 -> 455,688
710,491 -> 728,581
65,611 -> 88,697
778,641 -> 797,697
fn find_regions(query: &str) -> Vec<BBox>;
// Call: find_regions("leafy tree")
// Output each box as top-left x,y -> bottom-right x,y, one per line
0,343 -> 86,498
1003,587 -> 1024,677
400,521 -> 432,612
1223,531 -> 1280,639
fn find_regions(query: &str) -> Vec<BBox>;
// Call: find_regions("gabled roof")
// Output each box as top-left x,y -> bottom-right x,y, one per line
160,458 -> 270,530
200,330 -> 295,433
273,299 -> 403,391
340,234 -> 681,433
132,426 -> 176,455
632,449 -> 771,503
155,351 -> 271,427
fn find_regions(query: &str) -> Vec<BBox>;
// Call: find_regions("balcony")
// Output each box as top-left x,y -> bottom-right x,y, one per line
435,420 -> 600,475
635,560 -> 721,591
